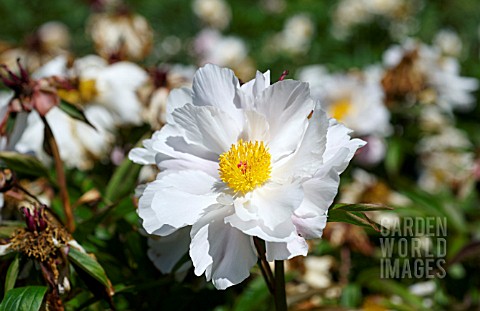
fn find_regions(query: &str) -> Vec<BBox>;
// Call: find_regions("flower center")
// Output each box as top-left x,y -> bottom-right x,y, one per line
58,79 -> 97,105
219,140 -> 271,194
329,98 -> 351,121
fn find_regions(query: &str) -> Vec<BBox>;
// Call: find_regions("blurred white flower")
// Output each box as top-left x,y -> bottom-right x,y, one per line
383,40 -> 478,111
130,64 -> 364,289
192,0 -> 232,30
193,29 -> 255,81
14,55 -> 148,169
139,64 -> 196,129
303,256 -> 334,289
87,11 -> 153,61
67,55 -> 149,126
272,14 -> 315,56
433,29 -> 462,57
298,65 -> 390,137
331,0 -> 415,40
16,105 -> 115,170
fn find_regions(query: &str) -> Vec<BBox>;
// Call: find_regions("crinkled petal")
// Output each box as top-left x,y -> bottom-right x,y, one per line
190,205 -> 257,290
138,170 -> 218,236
171,104 -> 240,155
272,102 -> 328,181
255,80 -> 314,160
192,64 -> 243,126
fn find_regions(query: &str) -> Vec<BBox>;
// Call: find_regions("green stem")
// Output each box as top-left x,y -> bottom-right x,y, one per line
274,260 -> 287,311
253,237 -> 274,294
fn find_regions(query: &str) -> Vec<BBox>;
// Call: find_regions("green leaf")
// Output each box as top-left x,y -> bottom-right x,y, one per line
4,254 -> 20,295
58,100 -> 96,129
340,283 -> 362,308
328,209 -> 383,232
0,152 -> 50,180
0,286 -> 47,311
68,246 -> 111,289
104,157 -> 142,204
331,203 -> 393,212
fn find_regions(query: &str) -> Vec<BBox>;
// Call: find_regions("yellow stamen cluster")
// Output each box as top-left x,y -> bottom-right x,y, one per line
329,98 -> 352,121
9,226 -> 70,262
58,79 -> 97,105
219,140 -> 271,194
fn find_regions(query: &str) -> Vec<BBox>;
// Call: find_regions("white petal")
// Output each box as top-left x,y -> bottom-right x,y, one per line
190,205 -> 257,290
322,120 -> 366,175
239,70 -> 271,109
129,130 -> 166,165
272,103 -> 328,180
166,88 -> 193,124
265,235 -> 308,261
140,124 -> 219,176
253,182 -> 304,231
238,110 -> 270,142
138,170 -> 218,236
192,64 -> 243,125
292,214 -> 328,239
0,243 -> 11,256
255,80 -> 314,160
171,104 -> 240,155
147,227 -> 191,273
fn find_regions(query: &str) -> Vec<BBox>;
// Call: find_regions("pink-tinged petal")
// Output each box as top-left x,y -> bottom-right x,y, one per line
138,170 -> 218,236
171,104 -> 240,155
190,205 -> 257,290
147,227 -> 191,273
265,234 -> 308,261
192,64 -> 243,125
32,90 -> 59,116
255,80 -> 314,160
272,102 -> 328,181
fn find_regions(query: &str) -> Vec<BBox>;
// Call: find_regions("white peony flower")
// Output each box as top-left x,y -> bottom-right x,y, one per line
130,64 -> 365,289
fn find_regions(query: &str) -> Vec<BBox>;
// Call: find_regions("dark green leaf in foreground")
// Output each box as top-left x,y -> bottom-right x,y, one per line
68,246 -> 111,289
328,209 -> 383,232
0,152 -> 50,180
4,254 -> 20,295
59,100 -> 96,129
0,286 -> 47,311
331,203 -> 393,212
